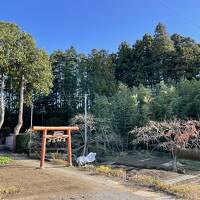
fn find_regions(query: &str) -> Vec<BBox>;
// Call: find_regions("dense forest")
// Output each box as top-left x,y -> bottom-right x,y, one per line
2,22 -> 200,154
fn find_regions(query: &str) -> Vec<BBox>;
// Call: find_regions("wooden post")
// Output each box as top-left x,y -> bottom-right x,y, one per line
67,129 -> 72,166
40,129 -> 47,168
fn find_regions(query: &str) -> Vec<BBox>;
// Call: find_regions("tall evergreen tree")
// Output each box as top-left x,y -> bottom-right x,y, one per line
49,50 -> 66,109
62,47 -> 79,110
0,22 -> 21,129
133,34 -> 154,86
87,49 -> 117,102
115,42 -> 133,87
111,84 -> 136,150
152,22 -> 175,83
171,34 -> 200,81
12,31 -> 52,149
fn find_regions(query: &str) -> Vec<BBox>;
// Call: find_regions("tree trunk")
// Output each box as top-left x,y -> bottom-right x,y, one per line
30,104 -> 33,129
172,154 -> 177,172
172,148 -> 177,172
83,94 -> 87,156
0,74 -> 5,129
13,76 -> 25,151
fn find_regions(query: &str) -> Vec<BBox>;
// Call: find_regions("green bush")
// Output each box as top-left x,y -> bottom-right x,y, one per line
16,133 -> 31,154
29,132 -> 41,158
0,156 -> 13,165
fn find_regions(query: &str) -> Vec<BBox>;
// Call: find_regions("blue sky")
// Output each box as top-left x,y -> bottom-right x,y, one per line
1,0 -> 200,54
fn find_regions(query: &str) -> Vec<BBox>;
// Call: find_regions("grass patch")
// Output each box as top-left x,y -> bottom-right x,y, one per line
133,175 -> 200,200
79,164 -> 96,172
0,156 -> 13,165
80,165 -> 125,179
49,152 -> 70,166
96,165 -> 125,178
50,158 -> 69,166
0,186 -> 20,199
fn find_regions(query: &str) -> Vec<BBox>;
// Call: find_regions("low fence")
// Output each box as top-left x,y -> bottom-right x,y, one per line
177,149 -> 200,161
6,134 -> 14,150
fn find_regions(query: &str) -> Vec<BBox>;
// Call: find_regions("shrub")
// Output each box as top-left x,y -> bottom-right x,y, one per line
16,133 -> 31,154
0,156 -> 13,165
29,131 -> 41,158
130,119 -> 200,171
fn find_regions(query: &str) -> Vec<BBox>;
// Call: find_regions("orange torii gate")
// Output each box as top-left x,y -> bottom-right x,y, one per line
33,126 -> 79,168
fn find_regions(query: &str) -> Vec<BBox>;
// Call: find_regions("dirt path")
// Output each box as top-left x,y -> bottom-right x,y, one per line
0,153 -> 175,200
